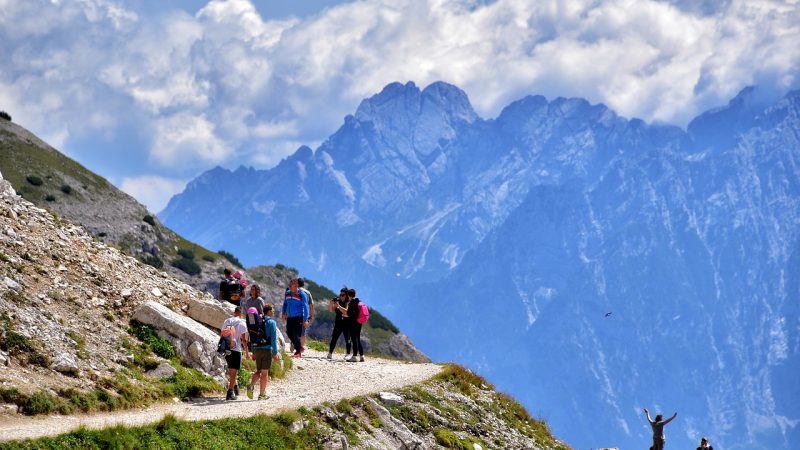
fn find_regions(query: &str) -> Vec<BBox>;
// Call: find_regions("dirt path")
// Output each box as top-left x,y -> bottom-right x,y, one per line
0,350 -> 441,442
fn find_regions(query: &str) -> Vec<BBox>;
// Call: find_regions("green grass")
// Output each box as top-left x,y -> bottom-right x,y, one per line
128,321 -> 176,360
0,412 -> 325,450
0,128 -> 110,199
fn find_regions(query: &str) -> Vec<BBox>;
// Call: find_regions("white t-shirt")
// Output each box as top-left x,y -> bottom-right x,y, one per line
222,317 -> 248,352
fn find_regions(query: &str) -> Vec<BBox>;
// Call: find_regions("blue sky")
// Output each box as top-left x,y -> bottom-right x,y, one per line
1,0 -> 798,212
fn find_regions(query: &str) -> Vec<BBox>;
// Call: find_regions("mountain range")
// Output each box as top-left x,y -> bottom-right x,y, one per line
161,81 -> 800,449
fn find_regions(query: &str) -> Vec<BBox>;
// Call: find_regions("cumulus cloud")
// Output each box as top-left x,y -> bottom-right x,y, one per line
1,0 -> 799,205
151,112 -> 231,167
120,175 -> 188,213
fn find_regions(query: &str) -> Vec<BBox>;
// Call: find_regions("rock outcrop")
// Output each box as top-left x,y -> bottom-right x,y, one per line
133,301 -> 226,382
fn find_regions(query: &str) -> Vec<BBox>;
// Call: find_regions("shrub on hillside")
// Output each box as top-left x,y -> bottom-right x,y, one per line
60,184 -> 72,194
201,254 -> 216,262
44,194 -> 56,202
172,257 -> 201,276
0,111 -> 10,121
26,175 -> 43,186
177,248 -> 195,260
142,215 -> 156,226
140,253 -> 164,269
218,250 -> 242,268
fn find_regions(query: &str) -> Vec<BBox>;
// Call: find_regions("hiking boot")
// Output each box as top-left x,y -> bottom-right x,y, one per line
292,352 -> 301,358
246,384 -> 254,400
233,384 -> 239,396
326,353 -> 332,360
258,394 -> 269,400
226,389 -> 234,401
347,356 -> 358,362
343,353 -> 350,360
360,356 -> 365,362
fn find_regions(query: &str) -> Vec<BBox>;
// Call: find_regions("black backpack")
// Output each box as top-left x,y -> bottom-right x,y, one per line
247,311 -> 268,348
220,277 -> 243,303
217,335 -> 231,355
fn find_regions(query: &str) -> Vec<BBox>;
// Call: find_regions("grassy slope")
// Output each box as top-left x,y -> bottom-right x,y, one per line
0,365 -> 570,450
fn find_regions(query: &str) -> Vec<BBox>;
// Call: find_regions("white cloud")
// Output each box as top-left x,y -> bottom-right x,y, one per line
0,0 -> 798,189
120,175 -> 188,213
151,112 -> 231,168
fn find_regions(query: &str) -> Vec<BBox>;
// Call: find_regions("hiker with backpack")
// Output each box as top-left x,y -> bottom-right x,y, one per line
221,306 -> 249,400
281,278 -> 309,358
644,408 -> 677,450
245,304 -> 280,400
298,278 -> 315,350
243,283 -> 265,315
345,287 -> 368,362
327,288 -> 352,360
219,268 -> 244,306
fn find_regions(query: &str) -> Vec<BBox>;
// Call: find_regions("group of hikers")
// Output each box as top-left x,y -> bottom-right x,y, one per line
645,409 -> 714,450
215,268 -> 368,401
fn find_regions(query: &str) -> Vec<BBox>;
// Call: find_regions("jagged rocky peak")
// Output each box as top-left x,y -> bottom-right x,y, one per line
420,81 -> 478,123
354,80 -> 477,125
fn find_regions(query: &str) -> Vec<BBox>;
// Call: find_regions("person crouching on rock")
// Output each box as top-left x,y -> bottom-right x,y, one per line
221,306 -> 249,400
246,304 -> 280,400
281,278 -> 309,358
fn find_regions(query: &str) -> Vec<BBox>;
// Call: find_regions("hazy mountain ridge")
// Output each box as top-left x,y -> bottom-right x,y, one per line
411,87 -> 800,449
161,82 -> 800,449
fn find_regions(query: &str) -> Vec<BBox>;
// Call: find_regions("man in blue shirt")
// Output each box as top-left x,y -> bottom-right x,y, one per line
281,278 -> 309,357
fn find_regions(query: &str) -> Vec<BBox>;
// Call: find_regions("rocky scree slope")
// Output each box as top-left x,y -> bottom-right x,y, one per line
0,170 -> 230,414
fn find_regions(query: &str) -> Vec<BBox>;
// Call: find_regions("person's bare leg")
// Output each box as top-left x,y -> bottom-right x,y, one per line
259,371 -> 269,396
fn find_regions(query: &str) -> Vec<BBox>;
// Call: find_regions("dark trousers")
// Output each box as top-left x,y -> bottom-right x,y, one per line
350,322 -> 364,356
287,316 -> 304,353
328,320 -> 351,354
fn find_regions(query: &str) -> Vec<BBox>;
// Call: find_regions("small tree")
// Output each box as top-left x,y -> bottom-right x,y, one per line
26,175 -> 43,186
0,111 -> 11,121
60,184 -> 72,195
177,248 -> 195,260
142,215 -> 156,226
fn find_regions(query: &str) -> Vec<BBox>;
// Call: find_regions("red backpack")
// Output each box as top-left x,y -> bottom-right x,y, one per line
357,302 -> 370,324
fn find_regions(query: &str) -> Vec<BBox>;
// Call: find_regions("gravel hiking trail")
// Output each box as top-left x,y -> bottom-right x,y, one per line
0,349 -> 442,442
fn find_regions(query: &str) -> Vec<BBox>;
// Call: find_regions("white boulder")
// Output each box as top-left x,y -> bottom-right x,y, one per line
133,301 -> 226,383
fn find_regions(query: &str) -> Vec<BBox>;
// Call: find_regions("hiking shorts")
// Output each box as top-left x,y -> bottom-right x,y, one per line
254,349 -> 273,372
225,350 -> 242,370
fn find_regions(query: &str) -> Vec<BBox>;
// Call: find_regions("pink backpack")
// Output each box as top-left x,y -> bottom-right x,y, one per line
357,302 -> 370,324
